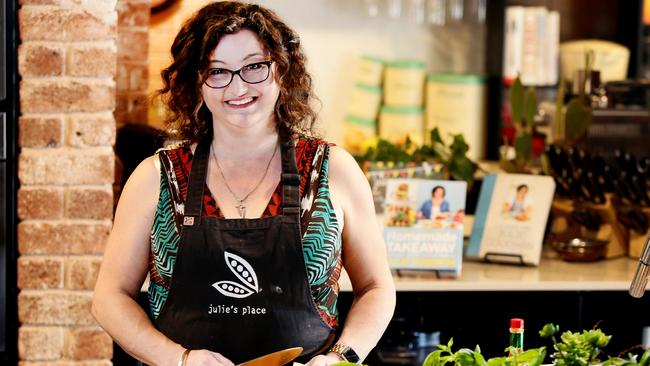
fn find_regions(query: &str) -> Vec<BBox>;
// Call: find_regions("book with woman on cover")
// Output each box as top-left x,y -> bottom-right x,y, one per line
467,173 -> 555,265
382,179 -> 467,276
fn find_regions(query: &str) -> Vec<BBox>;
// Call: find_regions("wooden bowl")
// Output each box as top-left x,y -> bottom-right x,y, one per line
552,238 -> 608,262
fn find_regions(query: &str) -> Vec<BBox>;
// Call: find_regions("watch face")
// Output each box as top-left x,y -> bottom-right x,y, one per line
343,347 -> 360,363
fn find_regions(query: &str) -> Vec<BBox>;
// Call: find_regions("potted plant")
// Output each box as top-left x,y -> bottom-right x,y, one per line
422,338 -> 546,366
540,323 -> 650,366
500,76 -> 539,173
356,128 -> 479,183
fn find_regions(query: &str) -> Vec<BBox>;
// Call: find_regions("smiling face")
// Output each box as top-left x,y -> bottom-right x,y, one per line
516,186 -> 528,200
432,186 -> 445,200
201,29 -> 281,131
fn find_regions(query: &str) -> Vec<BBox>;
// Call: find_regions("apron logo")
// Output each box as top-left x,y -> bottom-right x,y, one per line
212,252 -> 260,299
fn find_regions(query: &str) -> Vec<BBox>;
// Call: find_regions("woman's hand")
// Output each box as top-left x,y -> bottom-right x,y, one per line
186,349 -> 235,366
303,353 -> 344,366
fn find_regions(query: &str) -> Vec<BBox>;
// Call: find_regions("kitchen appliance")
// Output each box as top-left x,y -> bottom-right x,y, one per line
560,40 -> 630,84
630,234 -> 650,298
605,79 -> 650,108
578,108 -> 650,158
0,0 -> 19,363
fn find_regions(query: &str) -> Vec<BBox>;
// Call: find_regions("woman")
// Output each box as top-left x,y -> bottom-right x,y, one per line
417,185 -> 450,220
502,184 -> 531,221
92,2 -> 395,366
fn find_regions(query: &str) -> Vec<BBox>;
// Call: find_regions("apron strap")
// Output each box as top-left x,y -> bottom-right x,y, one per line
183,135 -> 211,227
280,129 -> 301,216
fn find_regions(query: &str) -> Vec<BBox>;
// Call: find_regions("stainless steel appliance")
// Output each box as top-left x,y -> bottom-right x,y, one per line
1,0 -> 18,363
630,234 -> 650,298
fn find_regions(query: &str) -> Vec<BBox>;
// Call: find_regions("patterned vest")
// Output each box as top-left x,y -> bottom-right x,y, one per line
148,137 -> 342,328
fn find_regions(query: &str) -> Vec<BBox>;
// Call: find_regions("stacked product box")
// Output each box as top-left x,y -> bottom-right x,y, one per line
379,60 -> 426,147
343,55 -> 384,154
425,73 -> 487,160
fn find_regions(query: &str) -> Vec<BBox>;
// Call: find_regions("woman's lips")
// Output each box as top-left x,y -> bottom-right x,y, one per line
225,96 -> 257,109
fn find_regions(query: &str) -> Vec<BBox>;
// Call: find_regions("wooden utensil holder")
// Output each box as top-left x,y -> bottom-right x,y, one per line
550,194 -> 628,258
628,207 -> 650,258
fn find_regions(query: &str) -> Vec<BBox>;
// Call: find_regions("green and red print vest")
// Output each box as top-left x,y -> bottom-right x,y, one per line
148,137 -> 343,328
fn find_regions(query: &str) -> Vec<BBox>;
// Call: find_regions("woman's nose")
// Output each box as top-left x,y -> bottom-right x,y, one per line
228,73 -> 249,95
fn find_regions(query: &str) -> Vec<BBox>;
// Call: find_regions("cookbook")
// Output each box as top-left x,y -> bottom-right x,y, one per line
467,173 -> 555,265
381,178 -> 467,276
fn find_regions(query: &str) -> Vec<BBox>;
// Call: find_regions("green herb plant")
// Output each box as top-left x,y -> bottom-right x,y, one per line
501,76 -> 538,173
355,138 -> 412,164
539,323 -> 611,366
413,128 -> 478,182
603,349 -> 650,366
554,51 -> 594,146
356,128 -> 479,183
422,338 -> 546,366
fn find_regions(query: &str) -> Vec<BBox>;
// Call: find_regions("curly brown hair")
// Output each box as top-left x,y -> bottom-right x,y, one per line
156,1 -> 318,142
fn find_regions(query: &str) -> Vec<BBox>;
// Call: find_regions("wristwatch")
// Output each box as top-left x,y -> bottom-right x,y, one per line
329,343 -> 361,363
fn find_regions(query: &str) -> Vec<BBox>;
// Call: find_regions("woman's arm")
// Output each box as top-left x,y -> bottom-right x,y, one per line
327,146 -> 397,360
92,155 -> 185,366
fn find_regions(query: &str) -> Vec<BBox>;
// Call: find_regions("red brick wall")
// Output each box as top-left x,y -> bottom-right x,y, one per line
16,0 -> 119,364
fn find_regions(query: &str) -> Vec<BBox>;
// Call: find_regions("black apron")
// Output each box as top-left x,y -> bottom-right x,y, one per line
154,133 -> 335,364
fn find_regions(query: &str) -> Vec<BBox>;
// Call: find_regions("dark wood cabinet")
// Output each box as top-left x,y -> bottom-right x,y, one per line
339,290 -> 650,365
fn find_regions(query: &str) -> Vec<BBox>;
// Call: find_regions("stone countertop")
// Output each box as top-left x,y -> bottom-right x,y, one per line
339,255 -> 647,292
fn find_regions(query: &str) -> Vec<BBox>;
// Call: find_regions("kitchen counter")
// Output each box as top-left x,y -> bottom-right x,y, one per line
339,255 -> 647,292
139,252 -> 647,293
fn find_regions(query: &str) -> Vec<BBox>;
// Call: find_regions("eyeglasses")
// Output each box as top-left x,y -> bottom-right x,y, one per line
204,61 -> 273,89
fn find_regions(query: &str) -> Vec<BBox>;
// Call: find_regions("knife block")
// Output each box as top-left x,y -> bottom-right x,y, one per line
628,207 -> 650,258
550,194 -> 628,258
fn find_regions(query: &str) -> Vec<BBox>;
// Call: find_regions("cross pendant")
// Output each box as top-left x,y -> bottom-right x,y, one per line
236,201 -> 246,218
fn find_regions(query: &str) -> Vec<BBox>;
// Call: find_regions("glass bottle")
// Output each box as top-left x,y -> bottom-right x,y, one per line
509,318 -> 524,354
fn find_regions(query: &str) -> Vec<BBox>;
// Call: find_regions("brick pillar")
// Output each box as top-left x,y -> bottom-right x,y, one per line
116,0 -> 150,125
16,0 -> 117,365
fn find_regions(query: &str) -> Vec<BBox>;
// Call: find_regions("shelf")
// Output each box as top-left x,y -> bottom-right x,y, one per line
339,255 -> 648,292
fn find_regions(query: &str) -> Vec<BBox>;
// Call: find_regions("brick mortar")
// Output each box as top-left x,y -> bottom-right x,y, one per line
20,146 -> 114,155
122,27 -> 149,31
20,113 -> 67,119
19,40 -> 116,47
19,184 -> 65,190
19,289 -> 97,295
18,146 -> 114,152
20,4 -> 118,14
19,254 -> 102,258
19,255 -> 68,260
64,184 -> 114,190
20,255 -> 105,261
18,219 -> 113,225
117,60 -> 149,65
21,112 -> 114,119
20,76 -> 116,83
21,253 -> 104,257
65,111 -> 116,118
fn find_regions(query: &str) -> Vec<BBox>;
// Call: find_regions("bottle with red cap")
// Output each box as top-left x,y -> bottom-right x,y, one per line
509,318 -> 525,355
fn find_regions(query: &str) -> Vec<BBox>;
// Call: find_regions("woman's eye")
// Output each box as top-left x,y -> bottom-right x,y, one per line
209,69 -> 226,75
245,63 -> 262,71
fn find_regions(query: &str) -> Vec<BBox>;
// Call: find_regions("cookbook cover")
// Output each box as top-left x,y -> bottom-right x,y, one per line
467,173 -> 555,265
381,178 -> 467,276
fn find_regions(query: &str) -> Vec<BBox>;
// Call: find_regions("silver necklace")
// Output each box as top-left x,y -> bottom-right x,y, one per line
211,140 -> 278,218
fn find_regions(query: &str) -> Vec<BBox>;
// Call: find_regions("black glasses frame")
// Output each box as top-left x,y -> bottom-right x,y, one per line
204,61 -> 273,89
